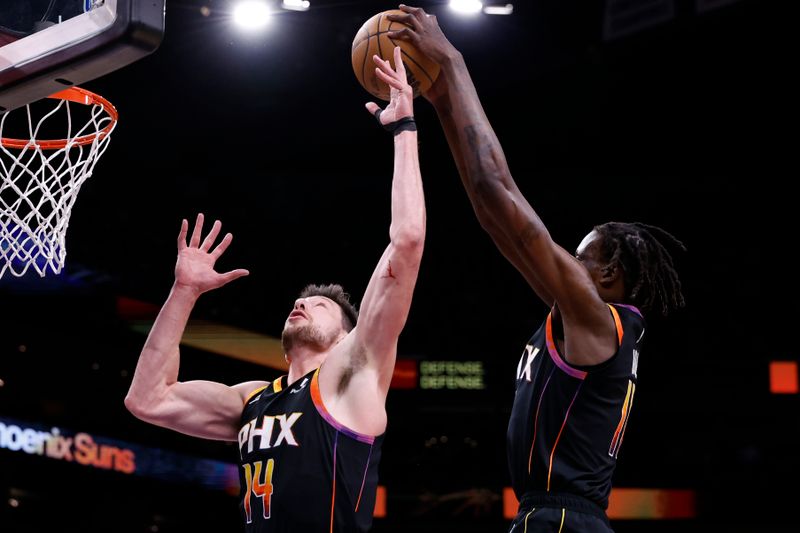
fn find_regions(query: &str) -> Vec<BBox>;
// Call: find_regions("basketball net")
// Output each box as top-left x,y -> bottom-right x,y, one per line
0,87 -> 117,278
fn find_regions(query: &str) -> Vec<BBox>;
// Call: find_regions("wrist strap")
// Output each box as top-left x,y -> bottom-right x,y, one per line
389,116 -> 417,135
373,109 -> 417,135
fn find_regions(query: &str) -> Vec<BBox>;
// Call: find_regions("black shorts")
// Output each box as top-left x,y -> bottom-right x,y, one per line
508,492 -> 614,533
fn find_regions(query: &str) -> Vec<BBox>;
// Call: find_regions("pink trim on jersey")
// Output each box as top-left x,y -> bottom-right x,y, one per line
610,380 -> 636,458
354,445 -> 374,512
545,314 -> 588,380
545,304 -> 626,378
310,368 -> 376,444
613,303 -> 642,317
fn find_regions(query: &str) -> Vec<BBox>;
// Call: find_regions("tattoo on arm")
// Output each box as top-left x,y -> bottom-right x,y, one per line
464,125 -> 495,182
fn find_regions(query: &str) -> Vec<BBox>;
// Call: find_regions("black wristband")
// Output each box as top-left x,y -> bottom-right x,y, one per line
389,116 -> 417,135
373,109 -> 417,135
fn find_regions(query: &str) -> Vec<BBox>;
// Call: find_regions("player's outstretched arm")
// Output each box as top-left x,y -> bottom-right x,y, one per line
388,6 -> 620,370
319,48 -> 425,436
388,5 -> 611,318
124,214 -> 261,441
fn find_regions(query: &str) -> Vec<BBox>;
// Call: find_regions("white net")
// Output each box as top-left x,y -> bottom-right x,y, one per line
0,88 -> 116,278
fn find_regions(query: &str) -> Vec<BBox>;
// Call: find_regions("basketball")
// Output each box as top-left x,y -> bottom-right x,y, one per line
351,9 -> 441,101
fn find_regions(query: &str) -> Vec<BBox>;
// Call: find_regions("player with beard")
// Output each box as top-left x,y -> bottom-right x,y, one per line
125,47 -> 425,532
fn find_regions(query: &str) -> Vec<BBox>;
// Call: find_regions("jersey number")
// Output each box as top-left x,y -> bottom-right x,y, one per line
243,459 -> 275,523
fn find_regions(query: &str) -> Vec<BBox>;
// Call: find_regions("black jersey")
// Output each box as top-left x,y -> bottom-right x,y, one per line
507,304 -> 645,510
238,368 -> 384,532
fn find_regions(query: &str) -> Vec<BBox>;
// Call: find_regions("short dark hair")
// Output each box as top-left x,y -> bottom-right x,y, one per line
299,283 -> 359,331
594,222 -> 686,316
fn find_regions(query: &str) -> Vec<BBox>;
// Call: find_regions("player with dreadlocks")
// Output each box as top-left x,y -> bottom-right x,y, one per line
384,5 -> 686,531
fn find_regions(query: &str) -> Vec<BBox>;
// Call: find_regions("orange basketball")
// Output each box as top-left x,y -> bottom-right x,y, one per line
351,9 -> 441,101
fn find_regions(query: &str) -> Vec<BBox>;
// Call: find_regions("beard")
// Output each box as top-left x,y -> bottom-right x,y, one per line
281,323 -> 338,353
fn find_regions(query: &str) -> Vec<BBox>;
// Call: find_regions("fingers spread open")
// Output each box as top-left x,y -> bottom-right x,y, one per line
189,213 -> 204,248
392,46 -> 406,76
399,4 -> 422,17
373,50 -> 405,81
210,232 -> 234,259
177,219 -> 188,250
219,268 -> 250,285
201,220 -> 222,251
372,53 -> 392,73
387,11 -> 418,29
376,67 -> 404,90
387,27 -> 415,43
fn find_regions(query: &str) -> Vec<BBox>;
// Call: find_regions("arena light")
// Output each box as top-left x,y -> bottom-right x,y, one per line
281,0 -> 310,11
450,0 -> 483,15
484,3 -> 514,15
770,361 -> 799,394
232,1 -> 272,30
607,488 -> 696,519
373,486 -> 387,517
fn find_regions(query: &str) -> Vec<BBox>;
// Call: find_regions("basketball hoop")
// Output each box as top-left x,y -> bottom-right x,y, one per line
1,87 -> 117,278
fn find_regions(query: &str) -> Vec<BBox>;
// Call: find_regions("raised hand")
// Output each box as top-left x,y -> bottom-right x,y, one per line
174,213 -> 249,295
364,46 -> 414,125
387,5 -> 458,66
385,6 -> 458,104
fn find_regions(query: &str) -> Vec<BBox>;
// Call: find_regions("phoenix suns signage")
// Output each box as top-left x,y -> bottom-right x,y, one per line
0,417 -> 135,474
0,416 -> 238,492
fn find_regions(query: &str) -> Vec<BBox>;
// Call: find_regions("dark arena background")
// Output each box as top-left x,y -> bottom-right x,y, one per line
1,1 -> 795,532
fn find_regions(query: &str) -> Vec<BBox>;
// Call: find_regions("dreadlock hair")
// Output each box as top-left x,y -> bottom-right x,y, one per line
299,283 -> 359,332
594,222 -> 686,316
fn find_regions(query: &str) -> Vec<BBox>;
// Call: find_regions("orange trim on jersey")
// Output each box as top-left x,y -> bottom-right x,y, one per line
614,382 -> 636,458
243,385 -> 268,406
329,432 -> 339,533
547,383 -> 583,491
608,304 -> 624,345
609,380 -> 633,456
272,376 -> 283,393
544,306 -> 623,378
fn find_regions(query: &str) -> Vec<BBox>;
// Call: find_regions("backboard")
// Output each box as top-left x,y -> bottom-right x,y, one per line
0,0 -> 165,112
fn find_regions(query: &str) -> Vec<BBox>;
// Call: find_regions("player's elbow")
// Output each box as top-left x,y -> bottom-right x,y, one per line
473,201 -> 506,238
124,392 -> 163,424
472,165 -> 512,200
473,202 -> 494,229
473,175 -> 526,228
124,394 -> 147,420
392,225 -> 425,255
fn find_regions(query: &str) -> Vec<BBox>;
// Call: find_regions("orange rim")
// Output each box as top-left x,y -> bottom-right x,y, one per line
0,87 -> 118,150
